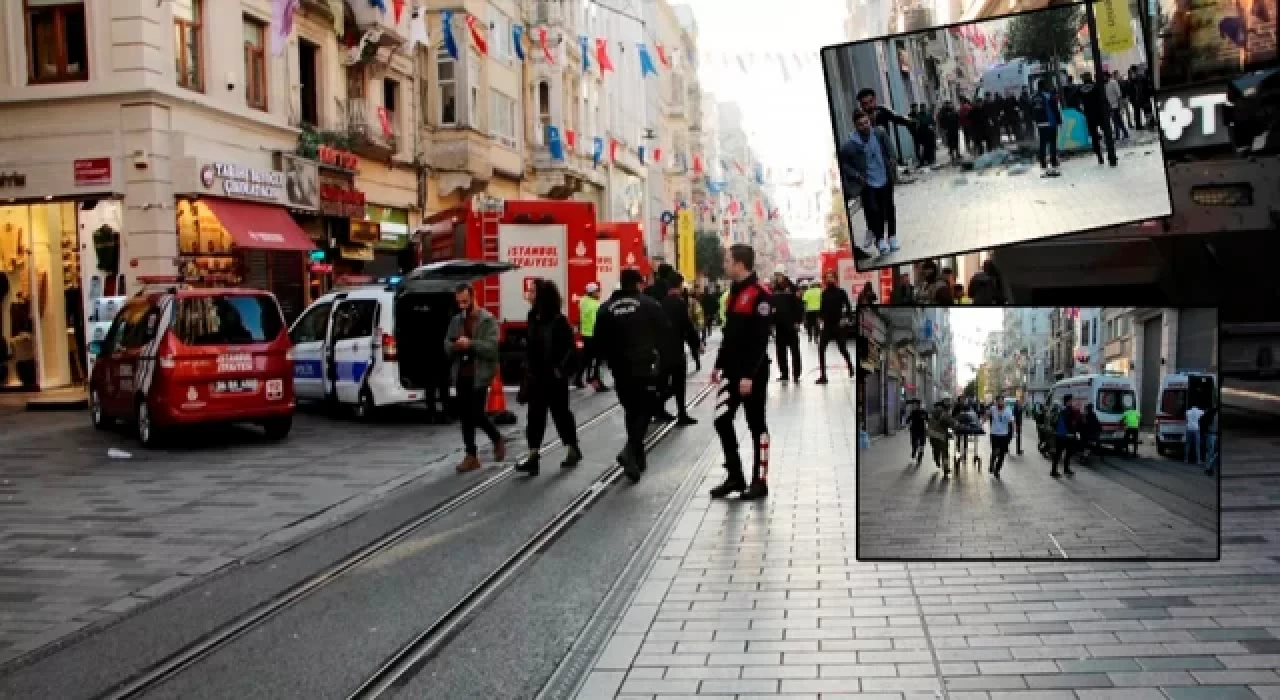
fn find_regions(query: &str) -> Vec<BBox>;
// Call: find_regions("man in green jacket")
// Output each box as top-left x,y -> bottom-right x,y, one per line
719,287 -> 729,327
575,282 -> 610,391
802,282 -> 822,342
1122,405 -> 1141,456
445,283 -> 506,473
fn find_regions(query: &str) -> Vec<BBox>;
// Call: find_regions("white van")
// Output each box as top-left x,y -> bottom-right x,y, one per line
288,260 -> 515,418
1047,373 -> 1139,450
1154,370 -> 1218,457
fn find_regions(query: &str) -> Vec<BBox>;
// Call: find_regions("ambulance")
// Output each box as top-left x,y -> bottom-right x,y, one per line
1154,370 -> 1218,457
1047,373 -> 1139,451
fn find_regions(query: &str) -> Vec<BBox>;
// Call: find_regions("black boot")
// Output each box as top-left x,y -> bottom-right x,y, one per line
739,479 -> 768,500
516,453 -> 541,476
710,472 -> 747,498
677,414 -> 698,426
618,448 -> 641,482
816,376 -> 829,385
562,445 -> 582,468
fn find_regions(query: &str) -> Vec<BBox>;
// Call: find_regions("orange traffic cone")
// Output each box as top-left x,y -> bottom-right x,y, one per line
487,374 -> 517,426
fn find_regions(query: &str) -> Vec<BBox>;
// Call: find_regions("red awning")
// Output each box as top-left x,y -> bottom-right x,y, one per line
202,198 -> 316,252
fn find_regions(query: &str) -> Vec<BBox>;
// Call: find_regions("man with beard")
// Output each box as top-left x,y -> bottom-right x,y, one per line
1079,72 -> 1118,167
839,109 -> 900,258
770,264 -> 803,382
856,88 -> 917,167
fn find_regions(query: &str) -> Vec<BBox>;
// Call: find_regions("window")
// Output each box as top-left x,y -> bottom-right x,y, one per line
1160,388 -> 1187,417
490,89 -> 517,148
25,0 -> 89,83
437,47 -> 457,126
290,302 -> 332,345
331,300 -> 378,341
488,10 -> 510,62
1092,320 -> 1097,345
175,295 -> 285,345
174,0 -> 203,91
298,39 -> 319,126
383,78 -> 400,138
243,16 -> 268,111
1097,388 -> 1136,415
537,81 -> 551,144
468,52 -> 481,129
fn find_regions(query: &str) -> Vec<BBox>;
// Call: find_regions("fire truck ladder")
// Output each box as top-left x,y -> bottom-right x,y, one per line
480,208 -> 503,315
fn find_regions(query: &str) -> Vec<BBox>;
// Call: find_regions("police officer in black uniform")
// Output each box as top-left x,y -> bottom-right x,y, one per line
710,244 -> 773,500
595,268 -> 673,482
658,272 -> 702,425
770,264 -> 803,382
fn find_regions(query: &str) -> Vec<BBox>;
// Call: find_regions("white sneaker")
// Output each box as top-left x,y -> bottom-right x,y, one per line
888,237 -> 901,253
877,239 -> 891,256
862,233 -> 878,250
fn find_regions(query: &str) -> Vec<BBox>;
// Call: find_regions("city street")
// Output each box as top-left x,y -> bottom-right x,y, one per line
852,134 -> 1170,270
856,427 -> 1218,560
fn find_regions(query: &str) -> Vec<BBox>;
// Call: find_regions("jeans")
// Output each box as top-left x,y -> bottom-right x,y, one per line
456,375 -> 502,456
990,432 -> 1011,472
1038,125 -> 1060,168
1205,433 -> 1218,471
860,181 -> 897,245
1185,429 -> 1201,465
1111,108 -> 1130,139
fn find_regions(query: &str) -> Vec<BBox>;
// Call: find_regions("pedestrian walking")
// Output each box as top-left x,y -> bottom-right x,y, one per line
906,398 -> 928,466
1185,401 -> 1205,466
1106,71 -> 1130,141
1031,78 -> 1064,176
595,268 -> 672,482
938,100 -> 961,163
575,282 -> 610,391
988,393 -> 1014,477
1050,395 -> 1080,478
802,282 -> 822,343
709,244 -> 773,501
444,283 -> 506,473
684,287 -> 705,371
839,108 -> 900,257
816,271 -> 854,385
700,285 -> 719,343
770,265 -> 803,382
516,279 -> 582,476
1012,397 -> 1024,454
1081,403 -> 1102,463
1079,72 -> 1119,167
657,273 -> 701,425
1122,403 -> 1141,455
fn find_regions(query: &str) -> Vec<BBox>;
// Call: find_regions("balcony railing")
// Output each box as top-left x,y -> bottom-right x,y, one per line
347,0 -> 408,46
344,98 -> 398,161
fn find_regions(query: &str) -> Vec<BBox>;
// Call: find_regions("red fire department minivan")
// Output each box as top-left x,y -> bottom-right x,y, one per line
88,287 -> 295,447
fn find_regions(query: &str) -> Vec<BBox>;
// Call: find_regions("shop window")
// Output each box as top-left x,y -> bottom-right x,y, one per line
298,39 -> 319,127
290,302 -> 332,345
244,16 -> 268,111
174,0 -> 203,91
437,47 -> 457,126
25,0 -> 89,84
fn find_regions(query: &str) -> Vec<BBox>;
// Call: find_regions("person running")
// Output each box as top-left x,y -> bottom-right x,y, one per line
839,109 -> 900,257
988,392 -> 1014,478
816,271 -> 854,385
906,399 -> 929,466
1050,395 -> 1080,478
1105,71 -> 1130,141
770,265 -> 803,382
658,272 -> 701,426
802,281 -> 822,343
1079,72 -> 1119,167
928,399 -> 955,474
595,268 -> 672,482
575,282 -> 609,391
1031,78 -> 1064,177
444,282 -> 506,473
710,244 -> 773,501
517,279 -> 582,476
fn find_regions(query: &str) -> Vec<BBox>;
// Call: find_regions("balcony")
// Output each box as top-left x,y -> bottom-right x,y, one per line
343,98 -> 399,161
882,307 -> 922,348
345,0 -> 409,47
429,129 -> 495,187
531,145 -> 592,199
530,0 -> 564,26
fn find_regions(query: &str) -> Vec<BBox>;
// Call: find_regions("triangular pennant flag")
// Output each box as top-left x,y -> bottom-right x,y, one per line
538,27 -> 554,64
512,24 -> 526,61
441,10 -> 458,60
464,13 -> 487,55
391,0 -> 404,23
592,137 -> 604,167
692,155 -> 704,174
565,129 -> 577,150
778,54 -> 791,82
656,43 -> 671,68
638,145 -> 646,164
737,55 -> 747,72
638,43 -> 658,77
595,38 -> 614,73
653,147 -> 663,164
579,35 -> 591,73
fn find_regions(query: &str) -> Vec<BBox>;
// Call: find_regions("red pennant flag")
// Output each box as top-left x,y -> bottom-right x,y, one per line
392,0 -> 404,23
465,14 -> 488,55
733,160 -> 745,175
566,129 -> 577,150
653,147 -> 663,164
608,137 -> 618,162
692,155 -> 704,174
656,43 -> 670,68
538,28 -> 555,64
595,38 -> 614,73
754,200 -> 765,219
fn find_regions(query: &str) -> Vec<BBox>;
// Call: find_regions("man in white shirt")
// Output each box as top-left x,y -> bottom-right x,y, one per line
1185,403 -> 1205,466
988,392 -> 1014,478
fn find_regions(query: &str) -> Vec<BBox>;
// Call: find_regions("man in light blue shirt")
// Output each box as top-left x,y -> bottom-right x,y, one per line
838,110 -> 899,258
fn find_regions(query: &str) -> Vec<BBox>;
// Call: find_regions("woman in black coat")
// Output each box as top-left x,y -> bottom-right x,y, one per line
517,279 -> 582,475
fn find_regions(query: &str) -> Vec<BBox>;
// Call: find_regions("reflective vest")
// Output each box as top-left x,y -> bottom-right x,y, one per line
803,286 -> 822,312
719,289 -> 729,323
579,295 -> 600,337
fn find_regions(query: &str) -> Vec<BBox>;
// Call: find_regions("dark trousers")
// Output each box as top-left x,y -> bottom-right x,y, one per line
575,336 -> 602,385
1125,427 -> 1139,455
456,375 -> 502,456
860,181 -> 896,244
615,376 -> 656,469
526,374 -> 577,449
662,358 -> 690,417
804,311 -> 820,342
1052,435 -> 1077,471
818,326 -> 852,377
1037,125 -> 1060,168
1085,114 -> 1115,164
775,328 -> 801,379
714,373 -> 769,482
1111,108 -> 1130,140
910,429 -> 926,460
1014,420 -> 1023,453
989,432 -> 1011,472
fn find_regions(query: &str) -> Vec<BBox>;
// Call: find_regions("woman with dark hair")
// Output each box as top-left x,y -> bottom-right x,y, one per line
516,278 -> 582,476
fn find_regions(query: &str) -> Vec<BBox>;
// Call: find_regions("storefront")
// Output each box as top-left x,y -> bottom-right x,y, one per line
174,158 -> 318,322
365,205 -> 413,278
1,157 -> 120,393
857,307 -> 889,437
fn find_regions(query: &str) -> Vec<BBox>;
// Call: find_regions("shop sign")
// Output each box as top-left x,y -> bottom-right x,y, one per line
280,154 -> 319,210
339,244 -> 374,261
74,158 -> 112,187
201,162 -> 286,202
348,218 -> 381,245
366,205 -> 410,250
1159,89 -> 1231,151
319,171 -> 366,218
318,145 -> 359,171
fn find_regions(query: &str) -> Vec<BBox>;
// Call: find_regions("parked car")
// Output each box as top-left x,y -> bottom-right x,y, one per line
88,287 -> 295,447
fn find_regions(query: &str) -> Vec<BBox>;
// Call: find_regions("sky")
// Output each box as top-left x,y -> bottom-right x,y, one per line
681,0 -> 849,240
950,307 -> 1005,387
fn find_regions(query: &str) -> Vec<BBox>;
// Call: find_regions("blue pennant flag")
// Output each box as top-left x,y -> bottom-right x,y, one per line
441,10 -> 458,60
370,0 -> 386,12
580,36 -> 591,73
754,165 -> 765,184
547,126 -> 565,161
592,136 -> 604,167
637,145 -> 646,164
512,25 -> 526,61
637,43 -> 658,77
706,178 -> 725,195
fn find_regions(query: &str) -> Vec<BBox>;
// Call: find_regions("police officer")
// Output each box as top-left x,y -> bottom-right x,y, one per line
770,264 -> 803,382
710,244 -> 773,500
595,268 -> 673,482
658,272 -> 702,425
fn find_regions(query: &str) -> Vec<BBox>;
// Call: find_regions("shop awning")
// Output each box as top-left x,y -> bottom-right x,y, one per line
201,198 -> 316,252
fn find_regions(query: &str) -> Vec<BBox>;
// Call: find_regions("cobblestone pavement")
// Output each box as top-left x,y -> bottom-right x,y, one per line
571,379 -> 1280,700
851,134 -> 1170,271
0,384 -> 623,667
856,429 -> 1217,560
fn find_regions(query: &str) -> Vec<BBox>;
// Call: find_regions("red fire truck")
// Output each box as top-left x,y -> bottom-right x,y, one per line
820,247 -> 893,303
596,221 -> 652,295
416,196 -> 598,382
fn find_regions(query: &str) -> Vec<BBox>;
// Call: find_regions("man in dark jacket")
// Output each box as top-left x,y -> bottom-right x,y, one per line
596,268 -> 674,481
1012,398 -> 1024,455
770,265 -> 802,382
816,271 -> 854,385
645,263 -> 676,301
839,109 -> 900,258
857,88 -> 917,167
1051,394 -> 1080,478
1031,79 -> 1065,175
1079,72 -> 1118,166
657,272 -> 701,425
710,244 -> 773,500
